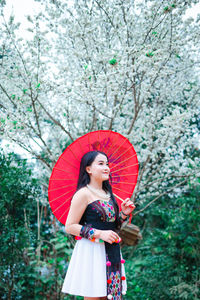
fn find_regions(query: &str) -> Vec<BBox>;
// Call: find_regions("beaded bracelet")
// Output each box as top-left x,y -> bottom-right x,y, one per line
80,225 -> 96,241
121,211 -> 129,217
120,211 -> 128,220
119,211 -> 128,225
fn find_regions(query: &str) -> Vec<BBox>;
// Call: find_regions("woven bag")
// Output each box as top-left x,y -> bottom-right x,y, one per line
120,223 -> 142,246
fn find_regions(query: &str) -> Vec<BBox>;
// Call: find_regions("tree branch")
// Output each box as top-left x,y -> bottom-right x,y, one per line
134,177 -> 192,216
36,98 -> 74,142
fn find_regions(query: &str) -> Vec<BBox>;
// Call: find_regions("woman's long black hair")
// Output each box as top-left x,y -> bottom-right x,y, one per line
77,150 -> 121,229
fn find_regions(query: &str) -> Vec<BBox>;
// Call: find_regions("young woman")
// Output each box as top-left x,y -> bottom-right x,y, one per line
62,150 -> 135,300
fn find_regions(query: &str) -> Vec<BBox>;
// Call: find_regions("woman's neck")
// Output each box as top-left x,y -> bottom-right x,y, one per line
87,181 -> 110,200
88,179 -> 103,190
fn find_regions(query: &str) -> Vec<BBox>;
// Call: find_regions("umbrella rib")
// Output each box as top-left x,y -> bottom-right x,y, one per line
52,196 -> 72,214
49,178 -> 77,181
53,167 -> 76,174
76,137 -> 85,155
58,206 -> 70,223
67,145 -> 80,162
98,130 -> 101,151
49,188 -> 74,203
109,143 -> 133,163
112,186 -> 132,194
110,153 -> 137,170
111,173 -> 138,178
106,132 -> 121,157
111,163 -> 139,174
109,138 -> 127,160
101,130 -> 112,153
48,183 -> 76,192
110,146 -> 136,165
112,181 -> 137,185
60,156 -> 78,169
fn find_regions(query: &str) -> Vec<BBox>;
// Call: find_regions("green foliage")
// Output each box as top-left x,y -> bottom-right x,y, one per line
122,182 -> 200,300
0,151 -> 40,299
0,151 -> 73,299
26,232 -> 73,300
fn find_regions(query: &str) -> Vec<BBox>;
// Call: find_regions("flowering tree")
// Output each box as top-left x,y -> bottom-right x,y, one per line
0,0 -> 200,210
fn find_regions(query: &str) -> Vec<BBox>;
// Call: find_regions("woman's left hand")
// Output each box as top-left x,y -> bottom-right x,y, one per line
121,198 -> 135,215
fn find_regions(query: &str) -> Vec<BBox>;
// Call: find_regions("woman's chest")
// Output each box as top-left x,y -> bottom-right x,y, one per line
85,199 -> 116,222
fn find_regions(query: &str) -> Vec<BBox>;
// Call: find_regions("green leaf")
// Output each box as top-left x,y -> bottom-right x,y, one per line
109,58 -> 117,65
164,6 -> 170,12
48,259 -> 54,264
134,285 -> 141,292
146,51 -> 154,57
54,243 -> 66,250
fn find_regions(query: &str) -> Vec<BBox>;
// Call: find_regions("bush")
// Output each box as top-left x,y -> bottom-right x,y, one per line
122,182 -> 200,300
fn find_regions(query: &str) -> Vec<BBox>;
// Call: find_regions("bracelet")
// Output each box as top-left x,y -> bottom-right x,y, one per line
121,211 -> 129,217
80,225 -> 95,241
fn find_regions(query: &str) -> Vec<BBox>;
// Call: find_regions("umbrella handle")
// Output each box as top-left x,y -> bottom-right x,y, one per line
113,193 -> 125,202
113,193 -> 135,208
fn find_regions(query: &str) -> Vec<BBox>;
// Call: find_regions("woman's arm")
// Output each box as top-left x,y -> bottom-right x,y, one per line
65,188 -> 88,236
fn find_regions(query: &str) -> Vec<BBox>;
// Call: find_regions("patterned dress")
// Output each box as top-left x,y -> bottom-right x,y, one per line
62,198 -> 127,299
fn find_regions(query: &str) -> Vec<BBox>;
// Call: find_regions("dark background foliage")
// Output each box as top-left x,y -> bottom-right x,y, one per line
0,151 -> 73,300
123,183 -> 200,300
0,151 -> 39,299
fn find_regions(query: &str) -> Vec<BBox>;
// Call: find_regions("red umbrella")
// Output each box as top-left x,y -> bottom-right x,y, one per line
48,130 -> 139,225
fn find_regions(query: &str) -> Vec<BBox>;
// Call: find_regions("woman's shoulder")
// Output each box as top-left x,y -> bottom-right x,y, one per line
72,187 -> 90,205
74,186 -> 89,197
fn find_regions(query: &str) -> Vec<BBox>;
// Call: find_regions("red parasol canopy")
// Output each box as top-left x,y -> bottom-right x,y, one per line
48,130 -> 139,224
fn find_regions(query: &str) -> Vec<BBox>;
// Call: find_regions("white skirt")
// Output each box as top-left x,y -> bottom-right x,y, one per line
62,238 -> 127,297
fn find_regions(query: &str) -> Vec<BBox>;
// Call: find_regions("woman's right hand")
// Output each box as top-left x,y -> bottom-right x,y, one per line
98,230 -> 120,244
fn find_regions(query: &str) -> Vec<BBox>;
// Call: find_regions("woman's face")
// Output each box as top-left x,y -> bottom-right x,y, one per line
86,153 -> 110,182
